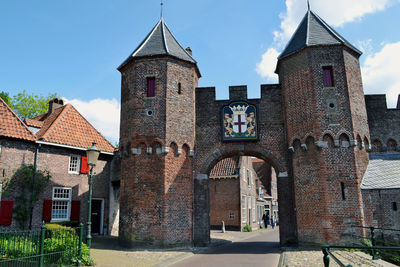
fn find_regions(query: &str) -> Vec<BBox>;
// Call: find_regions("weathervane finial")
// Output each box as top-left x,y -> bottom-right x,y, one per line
160,0 -> 164,19
307,0 -> 310,11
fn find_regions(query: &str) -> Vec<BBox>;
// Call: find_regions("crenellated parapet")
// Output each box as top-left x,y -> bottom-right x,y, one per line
365,94 -> 400,153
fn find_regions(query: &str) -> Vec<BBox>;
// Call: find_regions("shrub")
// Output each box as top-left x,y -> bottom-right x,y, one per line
242,224 -> 252,232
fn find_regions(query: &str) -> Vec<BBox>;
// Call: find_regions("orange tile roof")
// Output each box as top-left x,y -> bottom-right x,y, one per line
24,118 -> 44,128
33,104 -> 115,153
0,97 -> 35,141
210,157 -> 239,178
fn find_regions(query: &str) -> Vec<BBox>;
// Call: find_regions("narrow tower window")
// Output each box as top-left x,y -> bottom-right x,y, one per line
393,202 -> 398,211
178,82 -> 182,95
147,77 -> 155,97
323,66 -> 334,87
340,182 -> 346,200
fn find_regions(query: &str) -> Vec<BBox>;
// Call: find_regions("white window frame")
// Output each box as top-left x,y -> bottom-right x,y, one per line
252,197 -> 256,222
68,155 -> 81,174
229,211 -> 234,220
51,187 -> 72,222
241,195 -> 247,223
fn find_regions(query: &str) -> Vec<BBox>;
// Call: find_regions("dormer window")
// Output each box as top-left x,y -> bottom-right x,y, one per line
323,66 -> 334,87
147,77 -> 155,97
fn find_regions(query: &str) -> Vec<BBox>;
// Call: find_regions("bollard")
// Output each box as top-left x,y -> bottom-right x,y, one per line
222,221 -> 225,233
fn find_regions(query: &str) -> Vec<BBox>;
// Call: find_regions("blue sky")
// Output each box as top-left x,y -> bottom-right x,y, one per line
1,0 -> 400,144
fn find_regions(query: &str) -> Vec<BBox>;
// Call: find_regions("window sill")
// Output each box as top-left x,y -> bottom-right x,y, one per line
144,96 -> 156,100
50,219 -> 70,223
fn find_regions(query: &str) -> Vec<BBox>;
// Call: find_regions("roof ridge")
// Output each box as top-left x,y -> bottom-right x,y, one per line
66,104 -> 115,150
305,10 -> 310,46
278,12 -> 309,60
161,18 -> 169,54
310,10 -> 362,54
39,104 -> 69,140
309,10 -> 343,44
0,97 -> 36,139
131,19 -> 163,58
162,20 -> 196,62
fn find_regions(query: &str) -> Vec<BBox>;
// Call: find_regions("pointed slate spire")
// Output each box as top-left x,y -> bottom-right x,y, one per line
118,18 -> 197,70
278,9 -> 362,60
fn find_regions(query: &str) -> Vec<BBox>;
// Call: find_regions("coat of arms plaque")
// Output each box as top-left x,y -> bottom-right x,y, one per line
221,101 -> 259,141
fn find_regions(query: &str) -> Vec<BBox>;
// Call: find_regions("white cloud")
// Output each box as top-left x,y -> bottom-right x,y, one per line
255,48 -> 279,82
357,39 -> 373,55
65,98 -> 120,144
362,42 -> 400,108
256,0 -> 398,80
275,0 -> 396,46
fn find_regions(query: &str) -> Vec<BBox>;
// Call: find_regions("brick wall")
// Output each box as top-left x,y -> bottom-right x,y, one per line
0,139 -> 112,231
209,177 -> 240,229
365,95 -> 400,152
118,56 -> 198,246
278,45 -> 369,244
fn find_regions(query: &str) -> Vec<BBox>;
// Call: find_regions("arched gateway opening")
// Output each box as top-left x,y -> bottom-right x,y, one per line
193,141 -> 297,246
192,85 -> 297,246
206,154 -> 284,244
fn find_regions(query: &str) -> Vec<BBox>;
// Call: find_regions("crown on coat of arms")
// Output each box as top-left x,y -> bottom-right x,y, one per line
229,105 -> 248,115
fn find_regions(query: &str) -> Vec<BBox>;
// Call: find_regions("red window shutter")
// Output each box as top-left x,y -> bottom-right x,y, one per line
323,67 -> 334,87
80,156 -> 89,174
147,77 -> 155,97
0,200 -> 14,225
70,201 -> 80,221
42,200 -> 52,222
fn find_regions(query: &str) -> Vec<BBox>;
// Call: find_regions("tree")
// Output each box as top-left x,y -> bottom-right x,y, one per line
0,91 -> 11,106
10,90 -> 59,119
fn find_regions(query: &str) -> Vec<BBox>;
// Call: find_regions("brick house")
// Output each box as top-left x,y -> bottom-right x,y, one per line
252,157 -> 279,223
0,97 -> 115,234
209,156 -> 277,231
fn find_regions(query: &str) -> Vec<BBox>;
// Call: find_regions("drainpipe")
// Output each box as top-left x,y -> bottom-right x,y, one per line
29,143 -> 40,230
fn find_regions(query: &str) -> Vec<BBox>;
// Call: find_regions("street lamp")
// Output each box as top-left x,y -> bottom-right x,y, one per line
86,142 -> 100,249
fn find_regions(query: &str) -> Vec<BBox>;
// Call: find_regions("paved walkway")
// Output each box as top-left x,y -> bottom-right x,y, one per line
91,228 -> 398,267
280,248 -> 398,267
171,227 -> 280,267
91,227 -> 277,267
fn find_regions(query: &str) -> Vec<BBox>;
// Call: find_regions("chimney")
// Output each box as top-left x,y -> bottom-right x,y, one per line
185,47 -> 192,56
48,98 -> 64,114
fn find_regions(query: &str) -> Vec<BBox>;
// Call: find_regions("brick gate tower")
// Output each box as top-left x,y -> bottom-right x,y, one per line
117,17 -> 200,246
276,9 -> 370,243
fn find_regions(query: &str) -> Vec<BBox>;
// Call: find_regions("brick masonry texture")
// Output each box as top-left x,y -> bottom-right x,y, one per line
0,139 -> 112,231
118,20 -> 399,247
209,157 -> 267,231
118,56 -> 198,246
365,95 -> 400,152
278,45 -> 370,244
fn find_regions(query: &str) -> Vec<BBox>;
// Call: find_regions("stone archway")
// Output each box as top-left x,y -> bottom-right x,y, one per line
193,85 -> 297,246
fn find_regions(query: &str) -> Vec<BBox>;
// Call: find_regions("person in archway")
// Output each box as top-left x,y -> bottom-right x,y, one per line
271,214 -> 275,229
262,211 -> 269,229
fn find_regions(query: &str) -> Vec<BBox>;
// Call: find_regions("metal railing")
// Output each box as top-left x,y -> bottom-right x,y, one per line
321,226 -> 400,267
0,223 -> 85,267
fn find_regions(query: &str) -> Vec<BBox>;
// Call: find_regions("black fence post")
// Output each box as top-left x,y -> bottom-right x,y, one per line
39,221 -> 46,267
370,226 -> 380,260
322,246 -> 330,267
77,223 -> 83,267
